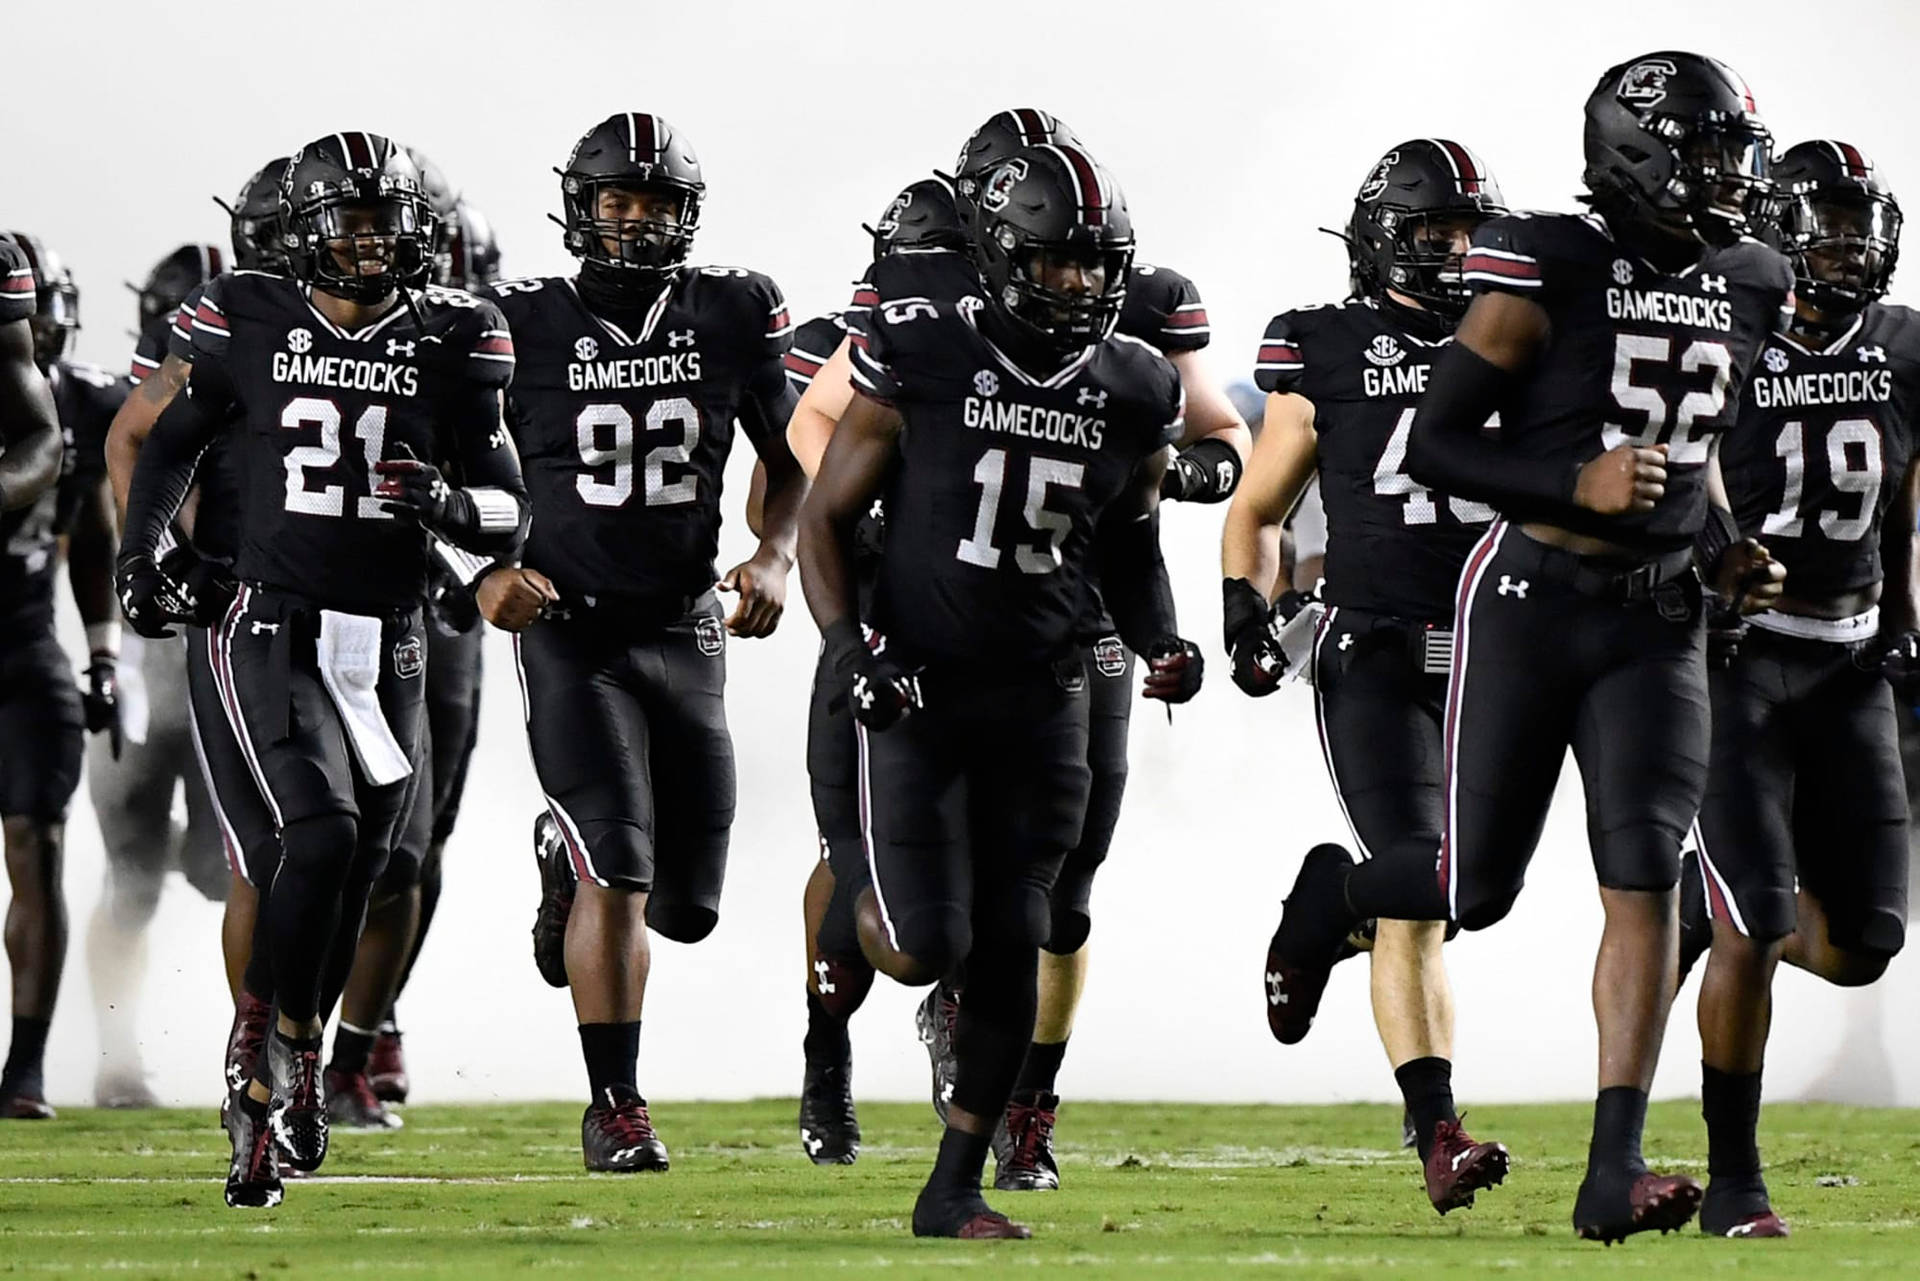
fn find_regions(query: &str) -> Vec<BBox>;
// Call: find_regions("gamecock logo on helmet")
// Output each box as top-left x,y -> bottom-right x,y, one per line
1619,58 -> 1678,108
1359,152 -> 1400,203
980,159 -> 1028,213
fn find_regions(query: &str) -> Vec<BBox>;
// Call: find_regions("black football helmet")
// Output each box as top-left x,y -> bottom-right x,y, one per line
280,132 -> 435,303
951,108 -> 1081,221
3,232 -> 79,368
445,200 -> 503,291
1583,51 -> 1772,246
132,243 -> 225,336
216,158 -> 291,272
406,146 -> 463,285
865,175 -> 964,261
968,142 -> 1134,355
1765,140 -> 1901,313
558,112 -> 703,282
1348,139 -> 1507,318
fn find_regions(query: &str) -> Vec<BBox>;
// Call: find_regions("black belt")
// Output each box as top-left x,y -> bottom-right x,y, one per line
546,589 -> 709,634
236,584 -> 420,743
1502,536 -> 1695,604
1326,608 -> 1453,676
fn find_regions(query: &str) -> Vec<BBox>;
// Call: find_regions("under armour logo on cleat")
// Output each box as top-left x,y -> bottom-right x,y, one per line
1496,575 -> 1529,599
1265,972 -> 1287,1005
667,329 -> 696,348
1077,387 -> 1108,408
803,1129 -> 823,1156
852,676 -> 875,710
813,959 -> 836,996
250,620 -> 280,635
489,427 -> 508,450
386,339 -> 416,357
1698,273 -> 1728,294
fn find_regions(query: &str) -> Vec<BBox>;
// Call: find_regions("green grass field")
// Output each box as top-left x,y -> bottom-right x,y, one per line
3,1100 -> 1918,1278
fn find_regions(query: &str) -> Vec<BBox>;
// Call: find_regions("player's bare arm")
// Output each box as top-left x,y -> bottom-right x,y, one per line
0,320 -> 62,511
1702,442 -> 1785,614
1220,391 -> 1317,596
1162,346 -> 1250,502
787,337 -> 858,480
104,353 -> 189,522
720,359 -> 809,638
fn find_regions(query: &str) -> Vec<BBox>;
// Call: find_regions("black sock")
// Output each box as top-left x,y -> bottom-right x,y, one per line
579,1021 -> 641,1099
1014,1039 -> 1068,1096
329,1023 -> 376,1076
1701,1063 -> 1764,1178
2,1016 -> 50,1085
1394,1056 -> 1457,1161
929,1125 -> 992,1194
237,1085 -> 272,1122
1588,1085 -> 1650,1175
802,990 -> 851,1065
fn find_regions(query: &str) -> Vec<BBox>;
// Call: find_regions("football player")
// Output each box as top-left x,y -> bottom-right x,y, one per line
800,143 -> 1201,1239
355,195 -> 508,1112
0,235 -> 123,1120
1268,53 -> 1793,1241
472,112 -> 806,1173
787,109 -> 1248,1192
86,243 -> 230,1109
105,160 -> 290,1122
118,132 -> 526,1206
1224,141 -> 1513,1214
0,234 -> 63,510
1683,140 -> 1918,1238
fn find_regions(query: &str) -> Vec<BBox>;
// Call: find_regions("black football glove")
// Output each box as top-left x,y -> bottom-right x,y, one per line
82,654 -> 123,760
373,445 -> 476,537
158,543 -> 238,628
115,553 -> 195,639
827,619 -> 922,732
1143,636 -> 1204,704
1223,577 -> 1289,697
1860,629 -> 1920,700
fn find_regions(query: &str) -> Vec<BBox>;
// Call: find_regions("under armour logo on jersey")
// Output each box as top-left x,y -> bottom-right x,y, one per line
250,620 -> 281,635
1698,274 -> 1728,294
1611,259 -> 1635,286
287,327 -> 313,354
813,959 -> 835,996
1496,575 -> 1529,599
1763,347 -> 1790,374
1337,633 -> 1354,651
1077,387 -> 1108,408
574,336 -> 599,361
666,329 -> 696,348
973,369 -> 999,397
1265,971 -> 1287,1006
1859,345 -> 1888,363
386,339 -> 416,357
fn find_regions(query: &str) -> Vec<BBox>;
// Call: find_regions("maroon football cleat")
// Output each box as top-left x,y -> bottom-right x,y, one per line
1718,1210 -> 1790,1238
224,992 -> 271,1097
368,1027 -> 409,1104
581,1086 -> 669,1172
912,1185 -> 1032,1239
994,1090 -> 1061,1191
266,1034 -> 329,1173
1575,1169 -> 1703,1243
0,1088 -> 54,1120
324,1067 -> 404,1131
1703,1173 -> 1788,1238
1423,1118 -> 1510,1213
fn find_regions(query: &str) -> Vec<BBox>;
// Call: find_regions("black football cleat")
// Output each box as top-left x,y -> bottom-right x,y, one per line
1423,1117 -> 1510,1213
1702,1172 -> 1789,1238
266,1033 -> 329,1173
799,1057 -> 860,1165
532,812 -> 576,989
1677,847 -> 1711,985
1401,1107 -> 1417,1150
223,1089 -> 284,1209
1264,844 -> 1356,1045
582,1086 -> 670,1172
993,1090 -> 1061,1191
912,1184 -> 1032,1239
324,1067 -> 404,1131
1574,1167 -> 1703,1243
914,981 -> 960,1123
368,1025 -> 409,1104
0,1082 -> 54,1120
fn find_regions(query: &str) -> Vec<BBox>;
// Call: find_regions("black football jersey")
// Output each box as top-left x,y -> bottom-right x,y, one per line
783,312 -> 848,391
1255,299 -> 1493,619
0,360 -> 120,627
1462,212 -> 1795,549
159,282 -> 246,560
0,239 -> 33,324
1720,303 -> 1920,597
179,271 -> 516,610
849,296 -> 1183,665
485,268 -> 795,601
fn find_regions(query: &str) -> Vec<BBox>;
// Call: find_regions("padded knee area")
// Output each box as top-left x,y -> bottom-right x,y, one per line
1592,826 -> 1684,894
278,813 -> 359,883
1454,885 -> 1520,933
1726,887 -> 1797,944
1044,868 -> 1094,956
577,821 -> 653,890
645,896 -> 716,944
375,844 -> 421,895
891,905 -> 972,982
1832,907 -> 1906,966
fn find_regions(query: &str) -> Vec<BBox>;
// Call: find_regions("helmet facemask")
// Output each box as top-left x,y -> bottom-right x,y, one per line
1775,188 -> 1901,313
286,187 -> 434,304
1365,208 -> 1499,319
561,176 -> 700,280
987,228 -> 1132,354
29,272 -> 78,369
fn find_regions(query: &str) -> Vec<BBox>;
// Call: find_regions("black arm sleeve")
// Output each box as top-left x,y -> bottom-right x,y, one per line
438,384 -> 529,559
122,357 -> 230,561
737,351 -> 801,453
1096,508 -> 1178,654
1403,342 -> 1585,523
1163,435 -> 1243,504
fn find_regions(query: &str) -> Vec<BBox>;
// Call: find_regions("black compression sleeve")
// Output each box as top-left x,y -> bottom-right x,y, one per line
1097,509 -> 1177,653
1404,343 -> 1584,523
441,385 -> 528,559
122,360 -> 228,561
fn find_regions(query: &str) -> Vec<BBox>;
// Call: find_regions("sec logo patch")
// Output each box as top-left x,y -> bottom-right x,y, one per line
696,615 -> 725,657
1093,635 -> 1127,678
